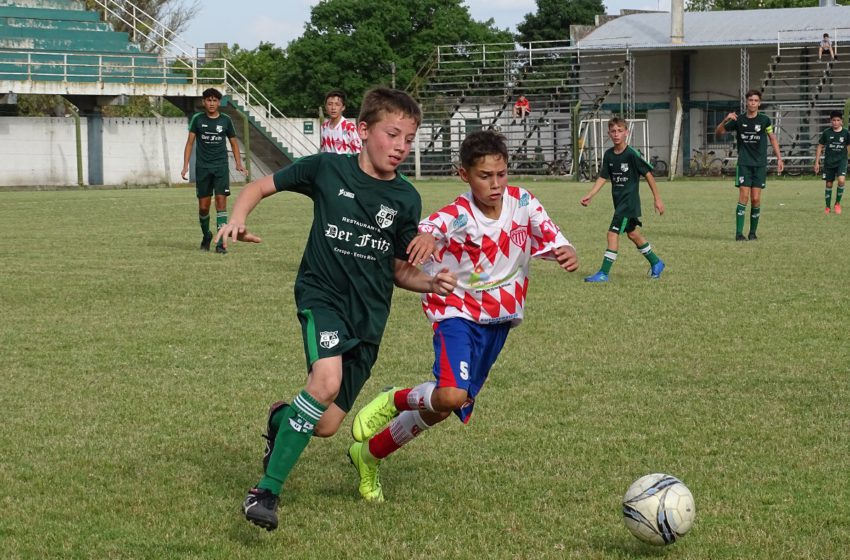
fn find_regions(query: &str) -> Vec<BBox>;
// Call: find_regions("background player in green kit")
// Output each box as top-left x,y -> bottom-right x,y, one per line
715,89 -> 784,241
181,88 -> 246,254
814,110 -> 850,215
214,88 -> 457,532
580,117 -> 665,283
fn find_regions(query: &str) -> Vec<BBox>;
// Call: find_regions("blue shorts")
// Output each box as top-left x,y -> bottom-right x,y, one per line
431,317 -> 511,423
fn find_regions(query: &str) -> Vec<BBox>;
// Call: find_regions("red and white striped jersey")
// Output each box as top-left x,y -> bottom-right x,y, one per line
419,186 -> 571,327
320,116 -> 362,154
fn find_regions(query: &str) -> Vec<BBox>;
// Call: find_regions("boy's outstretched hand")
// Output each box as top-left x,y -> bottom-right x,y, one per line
430,267 -> 457,296
214,222 -> 263,249
553,245 -> 579,272
407,231 -> 440,264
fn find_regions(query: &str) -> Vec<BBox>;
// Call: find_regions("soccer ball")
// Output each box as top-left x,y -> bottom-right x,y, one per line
622,473 -> 695,545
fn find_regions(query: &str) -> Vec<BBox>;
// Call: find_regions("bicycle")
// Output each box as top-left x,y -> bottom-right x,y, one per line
686,148 -> 723,177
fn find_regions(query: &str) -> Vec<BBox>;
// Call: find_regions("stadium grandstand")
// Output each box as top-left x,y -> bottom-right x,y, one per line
0,0 -> 314,186
402,3 -> 850,179
2,0 -> 850,185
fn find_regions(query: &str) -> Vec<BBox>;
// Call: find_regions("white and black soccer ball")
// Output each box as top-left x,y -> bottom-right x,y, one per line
622,473 -> 695,545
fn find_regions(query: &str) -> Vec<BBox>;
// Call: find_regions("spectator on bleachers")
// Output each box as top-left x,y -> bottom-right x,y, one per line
819,33 -> 836,61
513,95 -> 531,120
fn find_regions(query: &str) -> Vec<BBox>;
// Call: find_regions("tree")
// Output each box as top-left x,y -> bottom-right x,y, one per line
686,0 -> 817,10
269,0 -> 514,115
85,0 -> 199,53
516,0 -> 604,44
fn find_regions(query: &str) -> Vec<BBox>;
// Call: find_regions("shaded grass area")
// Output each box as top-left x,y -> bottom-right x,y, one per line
1,179 -> 848,559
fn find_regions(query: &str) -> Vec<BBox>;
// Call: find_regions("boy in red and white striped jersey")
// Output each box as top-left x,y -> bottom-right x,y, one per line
347,130 -> 579,502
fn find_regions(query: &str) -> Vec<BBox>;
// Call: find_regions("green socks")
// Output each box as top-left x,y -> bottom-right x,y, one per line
258,390 -> 326,496
826,188 -> 833,209
736,203 -> 746,235
750,206 -> 760,235
638,243 -> 660,265
837,186 -> 844,205
215,211 -> 227,244
600,250 -> 617,275
199,213 -> 210,235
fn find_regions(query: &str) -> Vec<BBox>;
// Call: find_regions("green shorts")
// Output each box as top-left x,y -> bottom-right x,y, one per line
297,307 -> 379,413
608,215 -> 642,234
195,166 -> 230,198
735,165 -> 767,189
822,160 -> 847,182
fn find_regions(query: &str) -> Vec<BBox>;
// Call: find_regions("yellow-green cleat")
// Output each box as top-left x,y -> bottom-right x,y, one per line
348,442 -> 384,502
351,386 -> 401,442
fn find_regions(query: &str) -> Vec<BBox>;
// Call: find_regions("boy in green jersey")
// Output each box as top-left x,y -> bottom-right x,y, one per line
814,110 -> 850,214
214,88 -> 457,532
580,117 -> 665,283
715,89 -> 784,241
181,88 -> 246,254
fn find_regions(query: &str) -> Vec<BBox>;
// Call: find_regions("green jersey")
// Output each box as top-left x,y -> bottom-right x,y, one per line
600,145 -> 653,218
188,112 -> 236,168
273,153 -> 422,345
818,127 -> 850,168
724,112 -> 773,167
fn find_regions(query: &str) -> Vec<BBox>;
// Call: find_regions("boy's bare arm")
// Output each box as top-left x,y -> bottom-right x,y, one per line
715,112 -> 736,137
230,137 -> 247,175
580,177 -> 607,206
644,172 -> 665,215
406,231 -> 440,264
215,174 -> 277,247
552,245 -> 579,272
181,132 -> 196,180
393,259 -> 456,295
768,132 -> 784,173
814,144 -> 823,173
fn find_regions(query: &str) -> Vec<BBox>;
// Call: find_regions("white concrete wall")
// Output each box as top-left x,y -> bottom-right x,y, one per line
102,117 -> 187,186
0,116 -> 252,186
0,117 -> 89,186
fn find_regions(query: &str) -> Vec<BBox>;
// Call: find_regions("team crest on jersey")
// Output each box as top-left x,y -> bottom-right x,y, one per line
452,214 -> 468,229
319,331 -> 339,349
510,227 -> 528,248
754,124 -> 761,132
620,163 -> 629,172
216,124 -> 223,133
375,205 -> 397,228
519,193 -> 530,207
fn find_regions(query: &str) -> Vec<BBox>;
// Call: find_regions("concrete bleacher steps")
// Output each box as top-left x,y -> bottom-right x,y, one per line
220,96 -> 296,169
410,45 -> 629,175
758,45 -> 850,172
0,0 -> 195,95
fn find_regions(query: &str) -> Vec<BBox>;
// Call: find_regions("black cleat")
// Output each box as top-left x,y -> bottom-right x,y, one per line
262,401 -> 289,472
215,243 -> 227,254
747,232 -> 758,241
735,233 -> 746,241
243,487 -> 279,531
200,232 -> 213,251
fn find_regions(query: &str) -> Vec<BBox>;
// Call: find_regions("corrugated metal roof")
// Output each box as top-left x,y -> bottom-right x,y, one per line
578,6 -> 850,50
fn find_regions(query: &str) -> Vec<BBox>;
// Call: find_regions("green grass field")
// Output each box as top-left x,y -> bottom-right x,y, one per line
1,179 -> 848,559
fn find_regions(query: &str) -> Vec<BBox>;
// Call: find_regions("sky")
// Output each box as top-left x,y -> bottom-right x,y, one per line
181,0 -> 673,52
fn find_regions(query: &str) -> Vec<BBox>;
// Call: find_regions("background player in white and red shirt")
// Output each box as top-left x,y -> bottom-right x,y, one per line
347,130 -> 579,502
320,89 -> 362,154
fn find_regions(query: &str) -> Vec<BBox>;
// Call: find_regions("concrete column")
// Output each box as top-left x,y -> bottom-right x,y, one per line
86,108 -> 103,185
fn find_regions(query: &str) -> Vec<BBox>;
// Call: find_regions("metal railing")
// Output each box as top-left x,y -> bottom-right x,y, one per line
93,0 -> 197,58
86,0 -> 314,156
220,60 -> 317,157
0,49 -> 202,83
